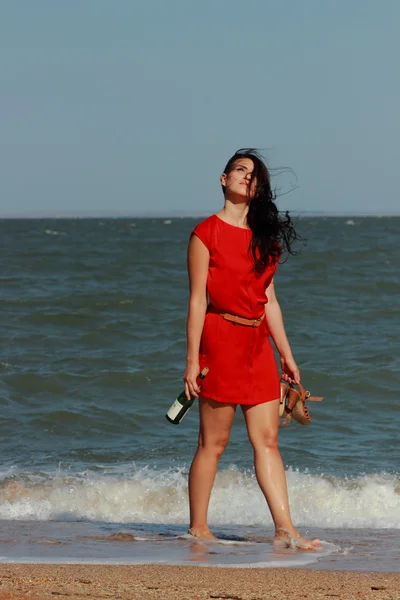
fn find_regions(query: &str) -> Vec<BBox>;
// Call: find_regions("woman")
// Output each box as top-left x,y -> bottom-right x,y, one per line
184,148 -> 320,550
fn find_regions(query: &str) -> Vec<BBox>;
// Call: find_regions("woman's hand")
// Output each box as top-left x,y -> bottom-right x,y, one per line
280,354 -> 300,385
183,362 -> 201,400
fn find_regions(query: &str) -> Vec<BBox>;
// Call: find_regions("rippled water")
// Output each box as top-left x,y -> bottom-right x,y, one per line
0,216 -> 399,569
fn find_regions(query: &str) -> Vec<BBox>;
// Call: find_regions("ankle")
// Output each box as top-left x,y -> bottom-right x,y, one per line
189,524 -> 210,533
188,525 -> 216,539
275,524 -> 295,536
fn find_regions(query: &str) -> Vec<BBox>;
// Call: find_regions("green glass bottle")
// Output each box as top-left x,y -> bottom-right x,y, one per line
166,368 -> 209,424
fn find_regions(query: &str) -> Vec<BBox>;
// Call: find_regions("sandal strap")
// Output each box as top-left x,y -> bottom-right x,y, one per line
293,383 -> 323,402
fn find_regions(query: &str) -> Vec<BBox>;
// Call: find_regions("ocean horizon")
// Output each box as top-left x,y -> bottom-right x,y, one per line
1,211 -> 400,219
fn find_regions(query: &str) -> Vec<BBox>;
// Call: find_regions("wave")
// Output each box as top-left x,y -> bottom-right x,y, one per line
44,229 -> 66,236
0,465 -> 398,528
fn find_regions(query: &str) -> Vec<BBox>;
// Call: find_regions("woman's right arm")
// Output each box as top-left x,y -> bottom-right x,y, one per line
184,234 -> 209,400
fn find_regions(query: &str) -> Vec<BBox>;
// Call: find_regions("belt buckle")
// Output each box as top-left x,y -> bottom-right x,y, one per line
252,318 -> 260,327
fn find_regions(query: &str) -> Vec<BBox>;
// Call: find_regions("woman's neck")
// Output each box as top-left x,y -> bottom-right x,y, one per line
219,200 -> 249,228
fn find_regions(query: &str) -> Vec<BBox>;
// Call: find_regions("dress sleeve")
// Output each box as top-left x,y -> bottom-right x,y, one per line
191,217 -> 212,252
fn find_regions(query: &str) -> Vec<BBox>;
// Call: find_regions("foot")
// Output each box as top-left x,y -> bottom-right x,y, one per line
188,527 -> 217,540
274,528 -> 321,551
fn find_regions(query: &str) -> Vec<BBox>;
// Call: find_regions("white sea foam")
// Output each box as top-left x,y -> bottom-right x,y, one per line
0,466 -> 398,528
0,556 -> 321,568
44,229 -> 66,236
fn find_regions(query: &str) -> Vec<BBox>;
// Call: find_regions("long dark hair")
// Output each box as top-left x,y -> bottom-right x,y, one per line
222,148 -> 301,273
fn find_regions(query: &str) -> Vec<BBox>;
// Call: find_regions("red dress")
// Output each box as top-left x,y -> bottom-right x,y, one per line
192,214 -> 280,405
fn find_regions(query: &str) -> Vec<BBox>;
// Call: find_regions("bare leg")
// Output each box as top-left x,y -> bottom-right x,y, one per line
188,397 -> 236,539
242,399 -> 321,550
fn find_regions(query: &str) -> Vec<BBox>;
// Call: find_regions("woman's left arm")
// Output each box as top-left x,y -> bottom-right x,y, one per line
264,279 -> 300,384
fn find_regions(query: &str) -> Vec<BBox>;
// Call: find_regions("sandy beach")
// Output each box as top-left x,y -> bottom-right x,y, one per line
0,565 -> 398,600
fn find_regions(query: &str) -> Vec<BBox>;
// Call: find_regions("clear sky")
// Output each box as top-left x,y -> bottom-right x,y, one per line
1,1 -> 399,216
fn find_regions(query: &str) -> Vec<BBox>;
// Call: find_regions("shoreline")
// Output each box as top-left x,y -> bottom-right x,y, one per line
0,565 -> 399,600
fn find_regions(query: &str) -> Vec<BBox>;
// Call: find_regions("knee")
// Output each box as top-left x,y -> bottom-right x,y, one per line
249,429 -> 278,452
198,435 -> 229,458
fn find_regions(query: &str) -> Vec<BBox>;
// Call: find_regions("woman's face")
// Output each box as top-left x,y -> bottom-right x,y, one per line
221,158 -> 256,199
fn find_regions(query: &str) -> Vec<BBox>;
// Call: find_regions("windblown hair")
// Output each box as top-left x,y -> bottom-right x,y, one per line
222,148 -> 301,273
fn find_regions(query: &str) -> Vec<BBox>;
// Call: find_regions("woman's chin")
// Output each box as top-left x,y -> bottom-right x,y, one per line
227,191 -> 251,202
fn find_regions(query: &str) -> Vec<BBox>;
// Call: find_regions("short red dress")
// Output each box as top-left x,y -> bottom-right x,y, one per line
192,214 -> 280,405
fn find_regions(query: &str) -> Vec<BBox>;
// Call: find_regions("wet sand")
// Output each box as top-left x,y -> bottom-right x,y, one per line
0,565 -> 398,600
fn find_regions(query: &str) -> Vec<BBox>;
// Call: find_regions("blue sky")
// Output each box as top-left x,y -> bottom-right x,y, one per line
1,1 -> 399,216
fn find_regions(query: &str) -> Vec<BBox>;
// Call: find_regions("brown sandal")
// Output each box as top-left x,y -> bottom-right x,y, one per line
278,379 -> 299,428
288,383 -> 323,426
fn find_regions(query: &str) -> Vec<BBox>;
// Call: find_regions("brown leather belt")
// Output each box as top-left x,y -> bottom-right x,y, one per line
221,312 -> 265,327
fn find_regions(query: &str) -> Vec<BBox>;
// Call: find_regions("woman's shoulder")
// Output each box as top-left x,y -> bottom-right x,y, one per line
191,214 -> 218,251
193,214 -> 218,230
191,214 -> 219,237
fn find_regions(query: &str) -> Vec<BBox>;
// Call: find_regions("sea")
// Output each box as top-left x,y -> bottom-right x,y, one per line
0,216 -> 399,571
